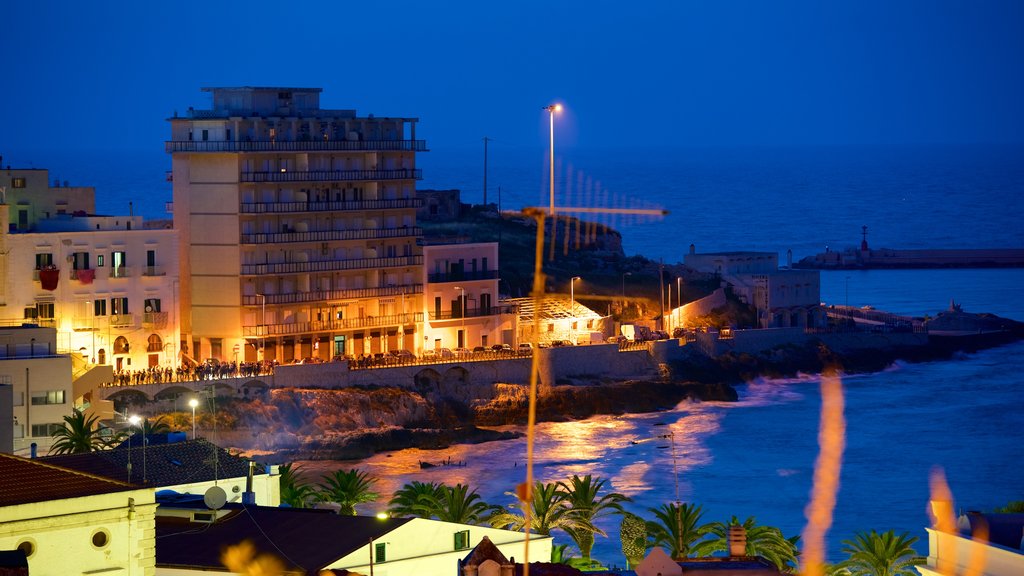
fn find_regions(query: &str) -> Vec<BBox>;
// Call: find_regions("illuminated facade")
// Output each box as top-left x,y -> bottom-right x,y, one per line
422,241 -> 516,350
168,87 -> 426,362
0,327 -> 72,454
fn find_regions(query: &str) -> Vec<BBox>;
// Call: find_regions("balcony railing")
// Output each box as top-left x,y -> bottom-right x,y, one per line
166,139 -> 428,153
241,284 -> 423,306
5,318 -> 57,328
427,270 -> 500,283
109,314 -> 135,327
241,255 -> 422,276
240,227 -> 422,245
242,312 -> 424,337
428,305 -> 518,321
240,198 -> 423,214
142,266 -> 167,277
240,169 -> 421,184
143,312 -> 169,328
108,266 -> 133,279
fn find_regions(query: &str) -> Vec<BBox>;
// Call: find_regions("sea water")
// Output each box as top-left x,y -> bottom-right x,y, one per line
21,144 -> 1024,563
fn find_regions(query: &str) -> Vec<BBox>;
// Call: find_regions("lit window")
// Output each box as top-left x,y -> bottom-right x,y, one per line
12,178 -> 26,188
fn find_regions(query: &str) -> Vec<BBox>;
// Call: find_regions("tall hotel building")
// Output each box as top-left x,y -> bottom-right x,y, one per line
168,87 -> 425,363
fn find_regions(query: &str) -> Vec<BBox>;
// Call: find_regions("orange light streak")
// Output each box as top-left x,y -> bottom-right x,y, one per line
800,370 -> 846,576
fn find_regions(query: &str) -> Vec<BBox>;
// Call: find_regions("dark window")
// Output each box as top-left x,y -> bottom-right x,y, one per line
454,530 -> 470,550
374,543 -> 386,563
94,300 -> 107,316
147,250 -> 155,267
202,129 -> 209,141
35,253 -> 53,269
111,297 -> 129,315
72,252 -> 90,270
144,298 -> 161,313
37,302 -> 54,319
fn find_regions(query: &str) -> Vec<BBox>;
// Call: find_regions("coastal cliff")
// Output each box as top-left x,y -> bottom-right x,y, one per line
215,378 -> 736,461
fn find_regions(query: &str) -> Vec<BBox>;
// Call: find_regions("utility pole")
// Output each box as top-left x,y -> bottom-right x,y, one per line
659,260 -> 665,331
483,136 -> 491,207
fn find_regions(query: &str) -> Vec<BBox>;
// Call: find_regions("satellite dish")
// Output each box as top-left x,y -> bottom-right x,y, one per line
145,305 -> 153,312
204,486 -> 227,510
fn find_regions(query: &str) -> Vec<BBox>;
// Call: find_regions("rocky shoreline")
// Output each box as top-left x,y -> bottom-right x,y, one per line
218,312 -> 1024,463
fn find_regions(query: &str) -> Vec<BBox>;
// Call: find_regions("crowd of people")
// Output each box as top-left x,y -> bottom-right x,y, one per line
106,360 -> 276,386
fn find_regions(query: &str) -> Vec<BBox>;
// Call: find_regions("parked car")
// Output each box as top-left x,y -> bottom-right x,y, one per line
550,340 -> 573,347
453,347 -> 472,357
421,349 -> 437,359
472,346 -> 488,354
389,349 -> 415,362
491,344 -> 513,353
438,348 -> 455,359
517,343 -> 534,354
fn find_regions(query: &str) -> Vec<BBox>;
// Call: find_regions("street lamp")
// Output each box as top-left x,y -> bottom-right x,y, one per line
570,276 -> 580,343
188,398 -> 199,439
369,512 -> 389,576
256,293 -> 266,362
544,103 -> 562,216
128,414 -> 145,483
454,286 -> 466,349
621,272 -> 632,312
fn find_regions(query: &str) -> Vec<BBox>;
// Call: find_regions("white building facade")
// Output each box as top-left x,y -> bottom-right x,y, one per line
422,241 -> 516,350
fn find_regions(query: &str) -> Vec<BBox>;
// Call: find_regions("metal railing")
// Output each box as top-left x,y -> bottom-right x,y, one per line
239,198 -> 423,214
109,314 -> 136,327
241,255 -> 422,276
108,266 -> 133,279
427,270 -> 500,283
428,305 -> 517,321
143,312 -> 169,327
241,284 -> 423,306
142,266 -> 166,277
240,227 -> 421,245
240,169 -> 421,183
166,139 -> 427,153
242,312 -> 424,337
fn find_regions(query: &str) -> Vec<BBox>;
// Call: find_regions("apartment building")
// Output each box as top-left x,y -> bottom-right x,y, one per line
0,209 -> 180,372
168,87 -> 426,362
0,167 -> 95,232
422,241 -> 516,350
0,326 -> 73,454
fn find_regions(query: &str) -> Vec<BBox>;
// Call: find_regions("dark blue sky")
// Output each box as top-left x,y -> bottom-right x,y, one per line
3,0 -> 1023,156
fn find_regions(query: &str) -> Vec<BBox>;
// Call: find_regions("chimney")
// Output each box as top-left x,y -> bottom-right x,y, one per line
242,461 -> 256,504
728,525 -> 747,557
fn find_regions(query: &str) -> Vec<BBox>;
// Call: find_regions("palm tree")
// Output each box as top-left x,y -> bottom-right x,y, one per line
278,463 -> 316,509
558,474 -> 631,562
489,481 -> 591,536
646,502 -> 712,559
49,410 -> 109,454
141,415 -> 171,435
695,516 -> 800,573
620,512 -> 649,568
317,469 -> 379,515
434,484 -> 501,525
837,530 -> 924,576
388,480 -> 447,518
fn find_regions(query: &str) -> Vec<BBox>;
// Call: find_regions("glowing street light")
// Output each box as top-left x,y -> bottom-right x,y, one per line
454,286 -> 466,349
188,398 -> 199,439
544,103 -> 562,216
570,276 -> 581,343
128,414 -> 145,483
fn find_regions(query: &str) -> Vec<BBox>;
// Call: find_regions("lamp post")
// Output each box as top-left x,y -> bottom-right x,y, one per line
454,286 -> 466,349
369,512 -> 389,576
570,276 -> 580,342
257,294 -> 266,362
128,415 -> 145,483
544,103 -> 562,216
621,272 -> 632,313
188,398 -> 199,439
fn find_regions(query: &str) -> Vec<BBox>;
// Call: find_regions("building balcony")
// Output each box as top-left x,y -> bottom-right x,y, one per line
4,318 -> 57,329
142,266 -> 167,277
143,312 -> 169,328
239,198 -> 423,214
109,314 -> 135,328
240,169 -> 421,184
427,270 -> 500,283
242,312 -> 424,337
166,139 -> 427,153
428,304 -> 517,321
240,227 -> 422,245
240,255 -> 422,276
108,266 -> 133,279
241,284 -> 423,306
